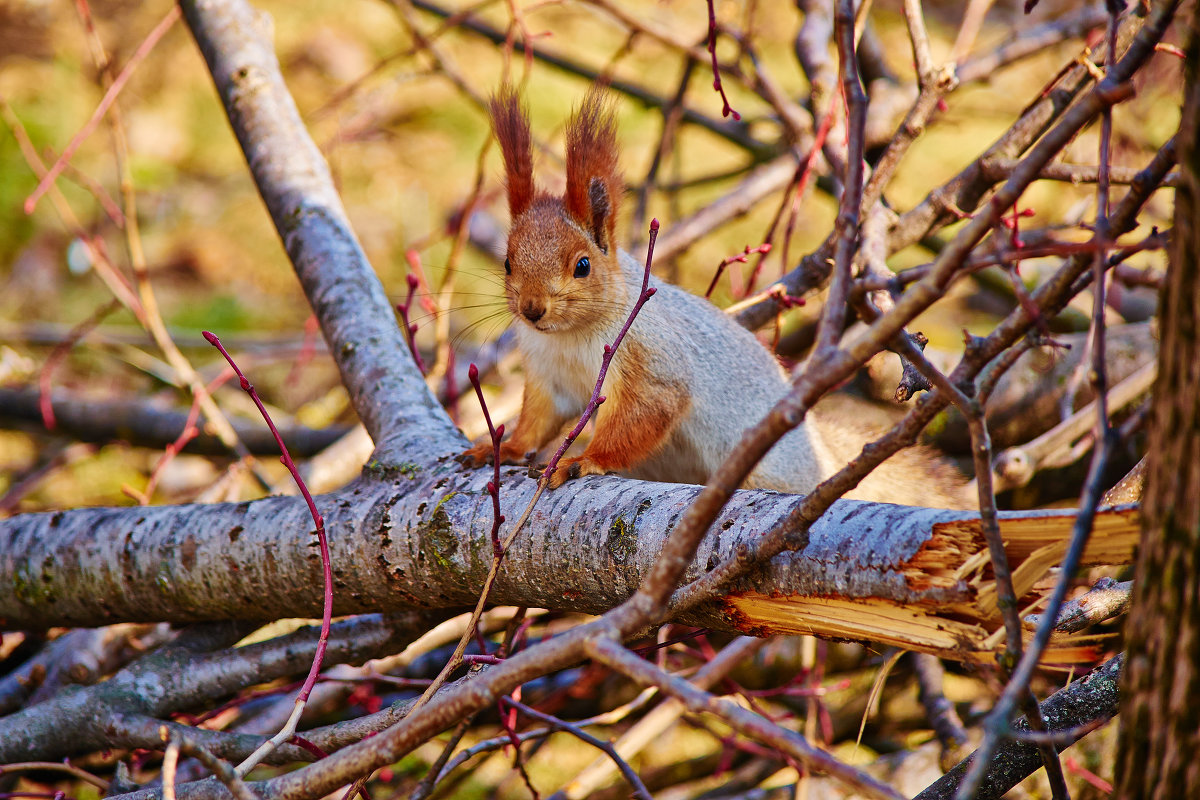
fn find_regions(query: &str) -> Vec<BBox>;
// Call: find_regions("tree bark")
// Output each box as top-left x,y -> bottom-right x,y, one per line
1114,5 -> 1200,796
0,457 -> 1139,661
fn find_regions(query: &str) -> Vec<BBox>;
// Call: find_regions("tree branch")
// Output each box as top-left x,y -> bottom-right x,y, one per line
0,386 -> 350,457
181,0 -> 459,461
915,654 -> 1123,800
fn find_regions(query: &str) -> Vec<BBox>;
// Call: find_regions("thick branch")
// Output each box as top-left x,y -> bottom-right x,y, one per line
0,462 -> 1140,662
0,614 -> 430,762
916,654 -> 1123,800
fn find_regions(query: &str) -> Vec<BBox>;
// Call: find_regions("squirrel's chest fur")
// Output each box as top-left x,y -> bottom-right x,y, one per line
515,323 -> 610,416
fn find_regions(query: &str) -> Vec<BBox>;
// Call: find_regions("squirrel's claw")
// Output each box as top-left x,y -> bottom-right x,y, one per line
460,442 -> 536,470
544,456 -> 607,488
457,443 -> 494,468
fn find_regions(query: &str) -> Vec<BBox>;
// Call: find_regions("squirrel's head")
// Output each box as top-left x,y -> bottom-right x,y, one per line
489,86 -> 627,334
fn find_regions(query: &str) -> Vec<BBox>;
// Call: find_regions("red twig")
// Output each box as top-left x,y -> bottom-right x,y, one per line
998,203 -> 1047,333
1001,204 -> 1035,249
542,219 -> 660,484
404,249 -> 438,315
468,363 -> 505,557
36,299 -> 120,430
767,284 -> 806,309
706,243 -> 771,299
123,368 -> 234,505
23,6 -> 181,215
631,628 -> 709,656
285,314 -> 322,389
1063,755 -> 1114,793
396,273 -> 428,375
779,99 -> 837,283
203,331 -> 333,769
463,653 -> 505,666
705,0 -> 741,121
288,736 -> 328,760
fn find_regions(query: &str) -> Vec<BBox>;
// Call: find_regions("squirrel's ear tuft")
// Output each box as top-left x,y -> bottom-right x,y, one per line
490,86 -> 535,218
565,88 -> 621,254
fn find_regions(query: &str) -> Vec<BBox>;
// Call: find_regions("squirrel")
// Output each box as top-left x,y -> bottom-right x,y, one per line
461,87 -> 968,508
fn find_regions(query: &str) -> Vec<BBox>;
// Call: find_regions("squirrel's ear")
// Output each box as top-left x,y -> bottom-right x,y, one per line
565,88 -> 621,254
490,86 -> 535,218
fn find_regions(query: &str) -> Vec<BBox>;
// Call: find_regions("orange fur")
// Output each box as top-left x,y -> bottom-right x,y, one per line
564,88 -> 620,252
489,87 -> 536,218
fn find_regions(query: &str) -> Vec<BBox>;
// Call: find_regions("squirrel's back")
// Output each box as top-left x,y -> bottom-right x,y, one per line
599,253 -> 971,508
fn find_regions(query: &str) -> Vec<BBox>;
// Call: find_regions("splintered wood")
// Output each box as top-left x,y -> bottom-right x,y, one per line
724,505 -> 1139,663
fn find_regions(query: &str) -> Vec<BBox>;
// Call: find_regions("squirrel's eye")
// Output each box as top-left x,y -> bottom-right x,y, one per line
574,257 -> 590,278
504,257 -> 512,276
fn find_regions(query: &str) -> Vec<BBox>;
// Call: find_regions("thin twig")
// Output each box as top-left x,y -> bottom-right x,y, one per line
956,8 -> 1131,794
0,761 -> 110,791
35,299 -> 120,431
1024,577 -> 1132,633
468,363 -> 505,556
204,332 -> 334,776
23,6 -> 181,214
705,0 -> 741,120
162,729 -> 260,800
812,0 -> 866,357
503,697 -> 654,800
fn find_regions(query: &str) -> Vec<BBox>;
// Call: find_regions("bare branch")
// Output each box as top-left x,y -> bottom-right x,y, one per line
1024,577 -> 1132,634
915,654 -> 1123,800
181,0 -> 459,459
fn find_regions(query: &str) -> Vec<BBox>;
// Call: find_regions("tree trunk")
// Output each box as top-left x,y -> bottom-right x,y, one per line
1114,6 -> 1200,796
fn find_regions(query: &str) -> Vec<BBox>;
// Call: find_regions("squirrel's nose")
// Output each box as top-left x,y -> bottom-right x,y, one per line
521,304 -> 545,323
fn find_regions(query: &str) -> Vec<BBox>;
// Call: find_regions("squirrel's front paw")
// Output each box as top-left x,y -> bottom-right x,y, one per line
544,457 -> 609,488
459,441 -> 534,469
458,443 -> 494,468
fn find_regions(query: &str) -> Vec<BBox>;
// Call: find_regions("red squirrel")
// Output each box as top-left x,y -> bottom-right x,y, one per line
461,87 -> 967,507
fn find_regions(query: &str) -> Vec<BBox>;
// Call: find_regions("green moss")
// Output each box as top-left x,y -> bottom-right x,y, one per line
607,498 -> 650,564
420,491 -> 460,571
12,565 -> 35,606
12,555 -> 57,606
363,459 -> 420,481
